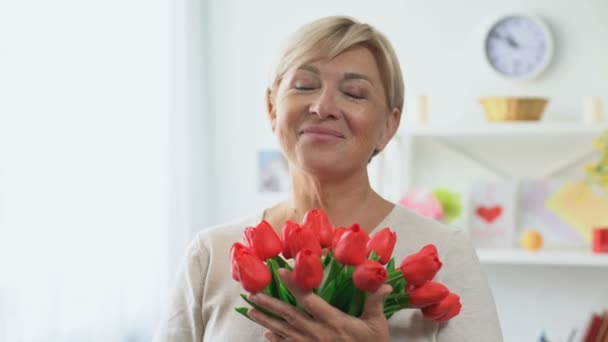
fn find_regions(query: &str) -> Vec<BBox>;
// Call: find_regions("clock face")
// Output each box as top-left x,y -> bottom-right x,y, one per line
484,15 -> 553,79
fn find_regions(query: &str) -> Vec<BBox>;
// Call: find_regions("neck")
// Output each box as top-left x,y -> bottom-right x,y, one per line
270,166 -> 393,232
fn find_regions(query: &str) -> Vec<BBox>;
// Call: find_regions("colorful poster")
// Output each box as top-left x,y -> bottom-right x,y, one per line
544,181 -> 608,243
519,180 -> 588,247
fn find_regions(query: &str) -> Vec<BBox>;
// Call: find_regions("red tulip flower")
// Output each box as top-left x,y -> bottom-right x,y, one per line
280,220 -> 299,259
288,226 -> 322,258
331,227 -> 347,251
333,224 -> 370,265
229,242 -> 250,281
230,242 -> 271,293
292,249 -> 324,290
421,292 -> 462,322
353,260 -> 387,292
366,227 -> 397,265
400,244 -> 442,287
408,281 -> 449,308
303,208 -> 334,248
244,220 -> 282,260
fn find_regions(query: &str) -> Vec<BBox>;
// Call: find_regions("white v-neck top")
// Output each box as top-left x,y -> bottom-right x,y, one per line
153,205 -> 503,341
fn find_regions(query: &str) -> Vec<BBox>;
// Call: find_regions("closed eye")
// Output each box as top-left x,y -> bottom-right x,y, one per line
344,91 -> 366,100
294,85 -> 317,91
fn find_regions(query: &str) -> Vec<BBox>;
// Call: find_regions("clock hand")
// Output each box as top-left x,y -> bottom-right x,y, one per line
506,35 -> 519,49
491,32 -> 518,49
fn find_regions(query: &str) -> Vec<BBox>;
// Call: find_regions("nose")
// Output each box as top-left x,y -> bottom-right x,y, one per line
309,87 -> 341,119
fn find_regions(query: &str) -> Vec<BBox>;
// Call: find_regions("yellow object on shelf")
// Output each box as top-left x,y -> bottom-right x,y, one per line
480,97 -> 548,122
520,229 -> 544,251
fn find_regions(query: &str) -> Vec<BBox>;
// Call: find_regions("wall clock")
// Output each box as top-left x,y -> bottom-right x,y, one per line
484,14 -> 554,80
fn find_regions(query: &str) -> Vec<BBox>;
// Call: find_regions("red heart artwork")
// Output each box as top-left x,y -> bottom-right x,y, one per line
476,206 -> 502,224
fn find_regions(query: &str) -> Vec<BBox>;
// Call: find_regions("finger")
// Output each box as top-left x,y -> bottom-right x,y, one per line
249,308 -> 292,338
249,292 -> 311,328
278,268 -> 342,321
360,284 -> 393,320
264,330 -> 282,342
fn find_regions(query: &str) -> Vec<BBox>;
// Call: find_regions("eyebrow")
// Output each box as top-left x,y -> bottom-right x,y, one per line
343,72 -> 371,83
297,65 -> 372,83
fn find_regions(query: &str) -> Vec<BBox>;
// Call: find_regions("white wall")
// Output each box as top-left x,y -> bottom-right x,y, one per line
0,0 -> 173,340
204,1 -> 608,341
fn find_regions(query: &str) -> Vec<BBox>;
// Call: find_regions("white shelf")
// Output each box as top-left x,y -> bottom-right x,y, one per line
401,122 -> 607,138
477,249 -> 608,267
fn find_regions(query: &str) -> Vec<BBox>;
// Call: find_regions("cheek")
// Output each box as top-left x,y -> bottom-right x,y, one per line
348,107 -> 385,142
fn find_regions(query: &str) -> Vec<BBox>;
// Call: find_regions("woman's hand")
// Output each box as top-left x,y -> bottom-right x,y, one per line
247,268 -> 392,342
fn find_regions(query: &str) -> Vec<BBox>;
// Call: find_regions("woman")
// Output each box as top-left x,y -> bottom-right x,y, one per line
155,16 -> 503,341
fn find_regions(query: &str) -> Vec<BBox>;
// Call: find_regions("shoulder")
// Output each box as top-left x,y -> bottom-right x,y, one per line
384,205 -> 473,261
192,213 -> 263,254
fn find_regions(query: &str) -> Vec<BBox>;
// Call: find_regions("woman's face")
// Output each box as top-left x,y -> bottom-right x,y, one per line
267,46 -> 400,178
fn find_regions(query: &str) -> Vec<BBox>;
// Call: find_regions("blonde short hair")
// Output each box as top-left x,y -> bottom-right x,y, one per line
268,16 -> 404,112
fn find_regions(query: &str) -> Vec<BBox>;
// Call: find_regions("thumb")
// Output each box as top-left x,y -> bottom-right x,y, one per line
360,284 -> 393,320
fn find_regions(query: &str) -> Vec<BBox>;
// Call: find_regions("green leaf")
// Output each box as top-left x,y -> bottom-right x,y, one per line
318,279 -> 336,303
385,293 -> 409,307
318,253 -> 343,293
239,294 -> 284,321
387,258 -> 395,273
369,250 -> 380,262
234,307 -> 254,321
265,261 -> 278,298
267,258 -> 295,305
333,282 -> 355,313
385,271 -> 404,286
347,288 -> 366,317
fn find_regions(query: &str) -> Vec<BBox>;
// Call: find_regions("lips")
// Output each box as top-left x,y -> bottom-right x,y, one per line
299,126 -> 345,138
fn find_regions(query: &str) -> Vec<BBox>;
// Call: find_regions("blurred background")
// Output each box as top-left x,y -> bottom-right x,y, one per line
1,0 -> 607,341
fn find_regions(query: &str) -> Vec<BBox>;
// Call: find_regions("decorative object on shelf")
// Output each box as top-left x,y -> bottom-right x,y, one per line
483,13 -> 553,80
519,180 -> 586,248
418,94 -> 429,124
584,130 -> 608,190
399,187 -> 462,224
593,227 -> 608,254
480,96 -> 548,122
469,182 -> 517,248
582,310 -> 608,342
582,96 -> 603,124
432,187 -> 463,224
520,229 -> 543,251
399,189 -> 443,221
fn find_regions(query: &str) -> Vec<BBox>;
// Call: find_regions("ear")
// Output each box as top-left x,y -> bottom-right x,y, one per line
375,107 -> 401,153
266,88 -> 277,132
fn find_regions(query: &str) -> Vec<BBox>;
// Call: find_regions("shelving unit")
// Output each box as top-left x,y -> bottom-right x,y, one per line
394,120 -> 608,266
476,248 -> 608,266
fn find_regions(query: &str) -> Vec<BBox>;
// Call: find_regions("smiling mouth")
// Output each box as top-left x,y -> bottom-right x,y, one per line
299,127 -> 345,138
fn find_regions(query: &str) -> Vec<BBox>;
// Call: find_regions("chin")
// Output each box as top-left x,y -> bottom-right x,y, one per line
296,153 -> 356,178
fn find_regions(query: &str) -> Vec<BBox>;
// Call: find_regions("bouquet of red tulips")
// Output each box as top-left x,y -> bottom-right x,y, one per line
230,209 -> 461,323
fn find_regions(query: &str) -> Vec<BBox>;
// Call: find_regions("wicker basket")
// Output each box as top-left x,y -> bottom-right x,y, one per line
480,97 -> 548,122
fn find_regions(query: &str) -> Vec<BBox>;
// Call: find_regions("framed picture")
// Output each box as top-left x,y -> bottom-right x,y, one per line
468,181 -> 518,248
257,149 -> 290,193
